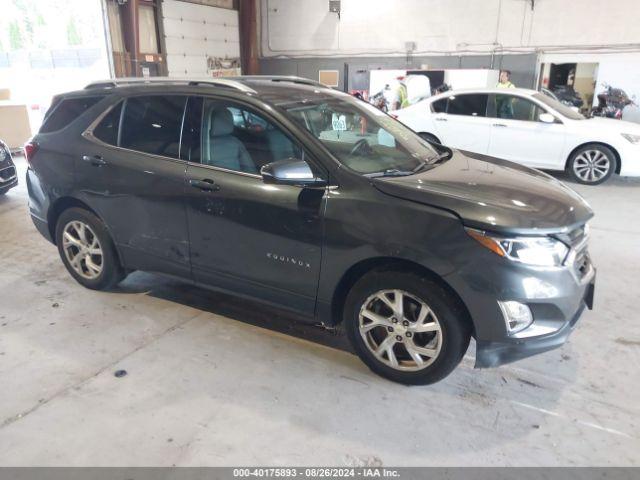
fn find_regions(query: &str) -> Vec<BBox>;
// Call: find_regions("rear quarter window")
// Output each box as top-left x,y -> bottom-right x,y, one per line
40,96 -> 105,133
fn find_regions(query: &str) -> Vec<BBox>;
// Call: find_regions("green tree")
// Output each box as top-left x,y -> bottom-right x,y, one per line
9,21 -> 23,50
67,19 -> 81,46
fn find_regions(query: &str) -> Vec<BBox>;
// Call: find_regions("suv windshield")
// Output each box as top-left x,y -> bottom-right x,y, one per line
280,96 -> 442,175
533,93 -> 585,120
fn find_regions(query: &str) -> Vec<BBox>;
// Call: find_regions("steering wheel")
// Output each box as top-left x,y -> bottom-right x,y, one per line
349,138 -> 373,156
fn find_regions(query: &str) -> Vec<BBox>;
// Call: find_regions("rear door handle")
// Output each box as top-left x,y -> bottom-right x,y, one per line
82,155 -> 106,166
493,123 -> 507,127
189,178 -> 220,192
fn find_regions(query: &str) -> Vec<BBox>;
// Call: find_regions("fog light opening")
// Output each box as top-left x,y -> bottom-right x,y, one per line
498,301 -> 533,335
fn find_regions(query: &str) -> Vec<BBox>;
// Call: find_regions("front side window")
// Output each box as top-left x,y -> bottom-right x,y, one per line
120,95 -> 187,158
493,94 -> 543,122
446,94 -> 488,117
533,93 -> 584,120
281,96 -> 440,175
431,98 -> 447,113
200,99 -> 301,174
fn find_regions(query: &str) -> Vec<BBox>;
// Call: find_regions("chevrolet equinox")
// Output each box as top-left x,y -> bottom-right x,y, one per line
26,76 -> 595,385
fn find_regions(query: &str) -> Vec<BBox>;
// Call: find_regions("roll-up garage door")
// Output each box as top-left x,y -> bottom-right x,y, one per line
161,0 -> 240,77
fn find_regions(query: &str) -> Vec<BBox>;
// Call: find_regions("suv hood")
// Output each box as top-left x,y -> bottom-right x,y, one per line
372,150 -> 593,234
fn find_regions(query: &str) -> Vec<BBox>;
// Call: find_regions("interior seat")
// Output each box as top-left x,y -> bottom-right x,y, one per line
205,108 -> 257,173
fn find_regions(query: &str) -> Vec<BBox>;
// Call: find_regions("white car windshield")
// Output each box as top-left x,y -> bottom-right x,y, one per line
533,93 -> 585,120
280,96 -> 443,176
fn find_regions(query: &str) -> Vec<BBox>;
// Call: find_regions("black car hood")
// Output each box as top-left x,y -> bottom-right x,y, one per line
372,150 -> 594,234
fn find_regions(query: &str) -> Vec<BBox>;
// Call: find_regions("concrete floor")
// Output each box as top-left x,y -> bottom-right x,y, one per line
0,155 -> 639,466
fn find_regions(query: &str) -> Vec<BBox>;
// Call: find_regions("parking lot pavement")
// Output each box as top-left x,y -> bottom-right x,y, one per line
0,156 -> 639,466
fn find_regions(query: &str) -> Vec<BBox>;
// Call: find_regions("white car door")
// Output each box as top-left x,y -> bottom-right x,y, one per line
431,94 -> 492,154
487,93 -> 566,169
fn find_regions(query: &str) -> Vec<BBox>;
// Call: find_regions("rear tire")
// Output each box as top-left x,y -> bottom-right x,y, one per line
55,207 -> 125,290
567,144 -> 616,185
344,270 -> 471,385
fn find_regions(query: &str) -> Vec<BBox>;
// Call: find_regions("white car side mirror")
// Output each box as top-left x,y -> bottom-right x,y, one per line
539,113 -> 556,124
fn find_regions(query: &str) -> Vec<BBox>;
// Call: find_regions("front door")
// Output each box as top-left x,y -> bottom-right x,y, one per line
183,97 -> 326,315
432,93 -> 492,154
487,93 -> 566,169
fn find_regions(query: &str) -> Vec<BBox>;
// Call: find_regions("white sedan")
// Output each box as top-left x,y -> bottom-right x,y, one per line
393,87 -> 640,185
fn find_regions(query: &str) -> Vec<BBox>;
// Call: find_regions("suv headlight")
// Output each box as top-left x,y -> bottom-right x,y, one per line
621,133 -> 640,144
466,228 -> 569,267
0,144 -> 6,162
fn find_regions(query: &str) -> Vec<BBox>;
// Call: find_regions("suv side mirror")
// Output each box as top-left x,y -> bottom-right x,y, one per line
539,112 -> 556,124
260,158 -> 327,187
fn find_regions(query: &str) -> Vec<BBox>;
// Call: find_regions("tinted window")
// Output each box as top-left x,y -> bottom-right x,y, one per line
431,98 -> 447,113
447,94 -> 488,117
93,102 -> 122,146
120,95 -> 187,158
533,93 -> 584,120
494,94 -> 542,121
201,99 -> 301,174
40,96 -> 104,133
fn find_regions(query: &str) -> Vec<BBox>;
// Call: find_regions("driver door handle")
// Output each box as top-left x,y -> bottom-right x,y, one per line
82,155 -> 107,166
435,117 -> 448,122
493,123 -> 508,127
189,178 -> 220,192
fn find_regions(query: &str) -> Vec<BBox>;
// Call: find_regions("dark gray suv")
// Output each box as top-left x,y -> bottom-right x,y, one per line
26,76 -> 595,384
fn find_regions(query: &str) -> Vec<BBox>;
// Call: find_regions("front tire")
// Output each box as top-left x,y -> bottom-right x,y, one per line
344,270 -> 471,385
55,207 -> 125,290
567,144 -> 616,185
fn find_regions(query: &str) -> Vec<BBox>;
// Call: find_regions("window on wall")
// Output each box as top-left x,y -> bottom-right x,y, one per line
120,95 -> 187,158
106,2 -> 125,53
138,4 -> 159,54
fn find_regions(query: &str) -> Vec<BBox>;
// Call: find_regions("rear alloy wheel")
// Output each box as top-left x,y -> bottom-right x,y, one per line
344,271 -> 470,385
568,145 -> 616,185
55,207 -> 125,290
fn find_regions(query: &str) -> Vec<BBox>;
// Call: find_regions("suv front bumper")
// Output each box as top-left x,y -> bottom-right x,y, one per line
475,272 -> 594,367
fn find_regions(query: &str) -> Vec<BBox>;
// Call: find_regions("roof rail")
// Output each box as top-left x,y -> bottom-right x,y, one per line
84,77 -> 256,93
232,75 -> 329,88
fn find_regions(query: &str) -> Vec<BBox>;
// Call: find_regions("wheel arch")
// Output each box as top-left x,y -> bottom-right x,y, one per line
565,141 -> 621,174
47,196 -> 101,243
329,256 -> 475,337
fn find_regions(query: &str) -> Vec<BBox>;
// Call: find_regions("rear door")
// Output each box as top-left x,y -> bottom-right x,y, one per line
431,93 -> 492,153
182,96 -> 327,316
487,93 -> 566,169
80,95 -> 191,277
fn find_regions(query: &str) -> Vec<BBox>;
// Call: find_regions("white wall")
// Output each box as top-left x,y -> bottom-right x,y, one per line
261,0 -> 640,58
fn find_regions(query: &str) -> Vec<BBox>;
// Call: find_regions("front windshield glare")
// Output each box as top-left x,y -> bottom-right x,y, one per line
281,96 -> 439,175
533,93 -> 585,120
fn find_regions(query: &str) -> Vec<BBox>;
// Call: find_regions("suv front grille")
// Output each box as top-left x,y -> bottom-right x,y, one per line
0,166 -> 16,183
573,248 -> 591,280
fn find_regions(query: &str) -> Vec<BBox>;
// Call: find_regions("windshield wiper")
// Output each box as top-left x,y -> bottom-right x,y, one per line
364,168 -> 414,178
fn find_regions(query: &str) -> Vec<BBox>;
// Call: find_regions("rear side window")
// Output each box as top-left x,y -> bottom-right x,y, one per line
40,96 -> 105,133
120,95 -> 187,158
446,94 -> 488,117
93,102 -> 123,146
431,98 -> 447,113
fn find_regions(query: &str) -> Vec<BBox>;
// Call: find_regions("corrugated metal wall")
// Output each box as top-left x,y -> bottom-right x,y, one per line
162,0 -> 240,77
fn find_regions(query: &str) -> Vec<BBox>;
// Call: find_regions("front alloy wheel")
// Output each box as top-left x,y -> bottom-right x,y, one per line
359,289 -> 442,371
568,145 -> 616,185
344,271 -> 471,385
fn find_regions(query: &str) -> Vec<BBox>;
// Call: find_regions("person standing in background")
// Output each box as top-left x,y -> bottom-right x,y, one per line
497,70 -> 515,88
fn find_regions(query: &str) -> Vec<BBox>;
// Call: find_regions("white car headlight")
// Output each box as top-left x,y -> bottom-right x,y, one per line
466,229 -> 569,267
621,133 -> 640,144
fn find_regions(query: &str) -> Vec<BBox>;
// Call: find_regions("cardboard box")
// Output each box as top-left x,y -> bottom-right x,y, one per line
0,102 -> 32,149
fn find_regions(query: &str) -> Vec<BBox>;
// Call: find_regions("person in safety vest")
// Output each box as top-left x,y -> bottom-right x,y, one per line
392,76 -> 409,110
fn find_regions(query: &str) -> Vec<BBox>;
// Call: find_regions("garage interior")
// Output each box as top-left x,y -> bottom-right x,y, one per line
1,0 -> 640,470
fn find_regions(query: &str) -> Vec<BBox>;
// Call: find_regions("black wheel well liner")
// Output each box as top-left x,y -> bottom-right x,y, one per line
565,141 -> 621,174
329,256 -> 475,337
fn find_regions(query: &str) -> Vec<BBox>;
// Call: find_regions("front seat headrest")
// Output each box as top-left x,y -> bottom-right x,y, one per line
210,108 -> 234,137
